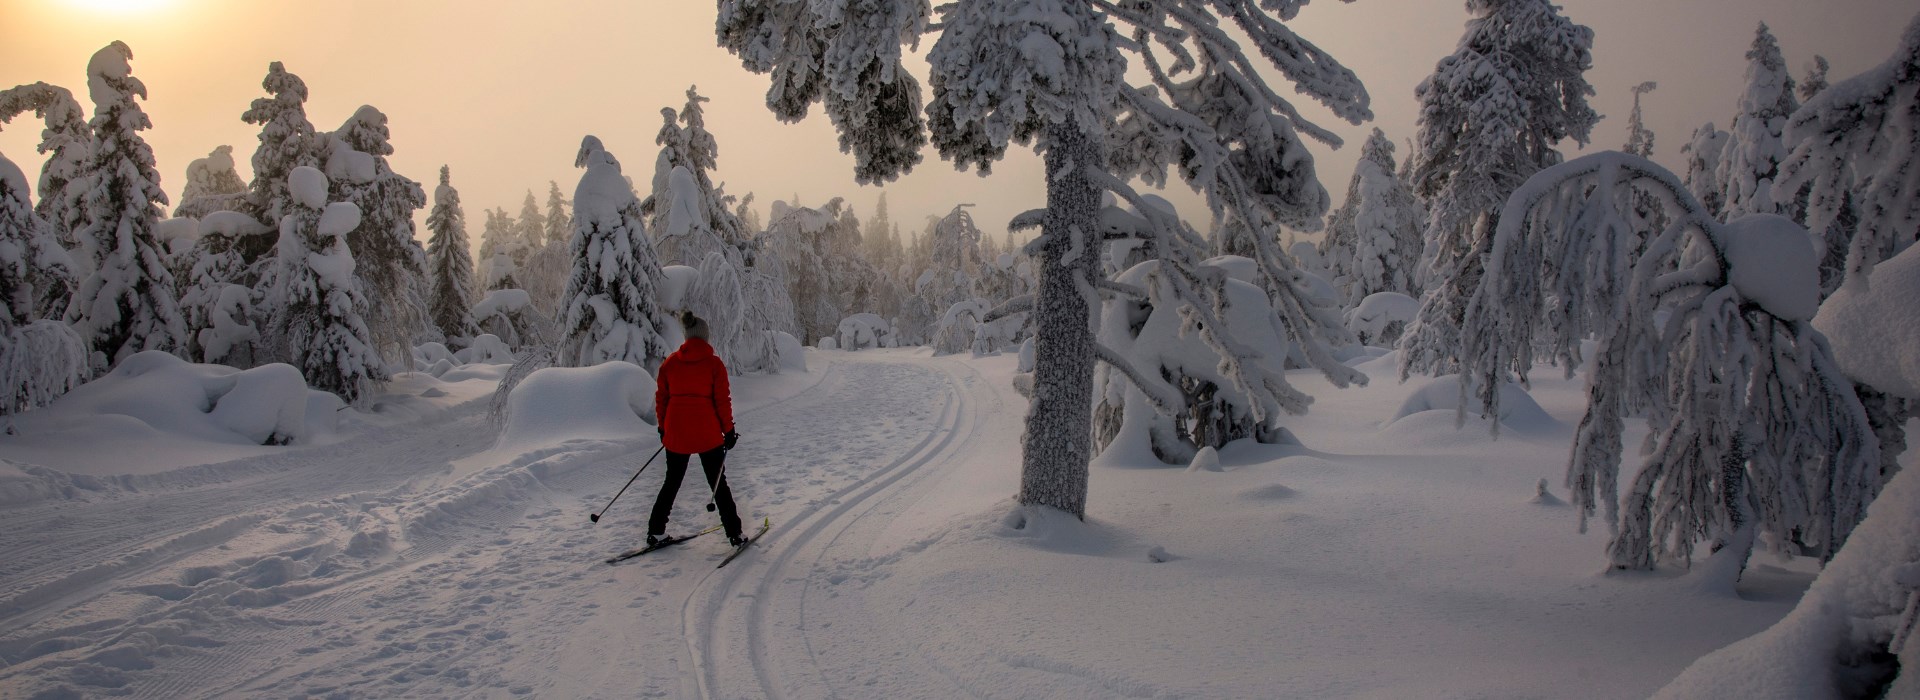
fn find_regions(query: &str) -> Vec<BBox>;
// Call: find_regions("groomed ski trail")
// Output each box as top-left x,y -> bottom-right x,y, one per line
0,353 -> 993,698
682,354 -> 1008,699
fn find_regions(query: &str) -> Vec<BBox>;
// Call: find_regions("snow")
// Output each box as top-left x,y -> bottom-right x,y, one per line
1722,213 -> 1821,321
1345,291 -> 1420,344
288,166 -> 329,211
1386,373 -> 1560,435
153,217 -> 200,253
471,288 -> 532,322
496,362 -> 657,450
0,351 -> 343,474
659,264 -> 699,311
1812,241 -> 1920,399
197,210 -> 269,237
0,345 -> 1867,698
454,333 -> 514,365
772,330 -> 806,372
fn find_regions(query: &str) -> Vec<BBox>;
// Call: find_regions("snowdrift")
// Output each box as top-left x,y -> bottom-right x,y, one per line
1385,373 -> 1558,435
0,352 -> 343,475
496,362 -> 657,449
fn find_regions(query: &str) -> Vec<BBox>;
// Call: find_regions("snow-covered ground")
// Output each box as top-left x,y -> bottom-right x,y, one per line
3,348 -> 1894,698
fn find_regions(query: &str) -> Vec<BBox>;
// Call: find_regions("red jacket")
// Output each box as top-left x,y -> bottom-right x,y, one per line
655,338 -> 734,454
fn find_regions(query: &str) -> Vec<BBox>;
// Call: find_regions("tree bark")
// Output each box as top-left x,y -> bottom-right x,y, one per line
1017,121 -> 1104,519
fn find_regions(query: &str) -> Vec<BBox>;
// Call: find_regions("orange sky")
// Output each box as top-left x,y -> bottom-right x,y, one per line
3,0 -> 1913,247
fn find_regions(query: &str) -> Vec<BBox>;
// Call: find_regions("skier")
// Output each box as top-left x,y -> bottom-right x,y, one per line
649,311 -> 747,548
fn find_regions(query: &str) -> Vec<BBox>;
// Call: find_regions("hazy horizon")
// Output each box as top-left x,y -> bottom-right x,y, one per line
4,0 -> 1913,247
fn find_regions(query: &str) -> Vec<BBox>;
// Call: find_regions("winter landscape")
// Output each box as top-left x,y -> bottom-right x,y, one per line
2,1 -> 1917,698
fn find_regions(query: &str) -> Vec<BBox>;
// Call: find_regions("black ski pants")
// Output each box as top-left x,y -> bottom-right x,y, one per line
649,447 -> 742,539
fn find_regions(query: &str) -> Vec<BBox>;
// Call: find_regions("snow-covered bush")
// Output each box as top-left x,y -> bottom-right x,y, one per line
1814,241 -> 1920,480
1344,292 -> 1419,347
1457,151 -> 1881,574
454,333 -> 513,365
835,312 -> 895,351
1092,256 -> 1300,465
471,288 -> 547,350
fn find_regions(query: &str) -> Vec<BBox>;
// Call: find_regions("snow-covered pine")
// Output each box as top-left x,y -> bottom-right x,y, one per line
0,82 -> 91,263
1715,23 -> 1799,221
1799,54 -> 1831,103
175,145 -> 247,219
64,42 -> 187,375
1681,123 -> 1730,219
1456,151 -> 1880,575
721,0 -> 1372,518
1399,0 -> 1600,380
518,181 -> 572,317
273,166 -> 385,403
1322,129 -> 1423,309
326,106 -> 432,362
424,165 -> 478,344
240,62 -> 321,228
1775,13 -> 1920,296
178,232 -> 258,366
556,137 -> 672,371
0,150 -> 86,414
477,207 -> 526,291
1623,82 -> 1658,158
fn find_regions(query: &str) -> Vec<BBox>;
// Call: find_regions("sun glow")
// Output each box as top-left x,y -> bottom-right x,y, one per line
59,0 -> 177,15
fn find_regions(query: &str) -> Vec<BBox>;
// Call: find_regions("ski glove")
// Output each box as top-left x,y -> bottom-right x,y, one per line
723,431 -> 739,451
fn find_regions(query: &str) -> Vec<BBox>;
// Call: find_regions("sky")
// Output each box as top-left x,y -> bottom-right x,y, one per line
2,0 -> 1914,249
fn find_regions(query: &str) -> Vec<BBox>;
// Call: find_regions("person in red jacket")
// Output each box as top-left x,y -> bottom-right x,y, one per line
649,312 -> 746,547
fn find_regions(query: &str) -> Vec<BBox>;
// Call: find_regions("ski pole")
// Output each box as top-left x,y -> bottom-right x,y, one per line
590,445 -> 665,523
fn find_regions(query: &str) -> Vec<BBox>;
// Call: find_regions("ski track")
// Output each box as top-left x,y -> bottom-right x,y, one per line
0,354 -> 1001,699
682,356 -> 979,700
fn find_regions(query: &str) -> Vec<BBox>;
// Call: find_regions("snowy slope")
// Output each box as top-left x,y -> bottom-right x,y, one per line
0,349 -> 1855,698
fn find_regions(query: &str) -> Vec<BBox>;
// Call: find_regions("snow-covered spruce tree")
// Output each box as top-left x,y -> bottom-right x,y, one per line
519,181 -> 572,317
1799,55 -> 1831,103
1623,82 -> 1658,158
477,207 -> 526,291
274,166 -> 384,404
644,87 -> 755,265
326,105 -> 431,362
729,0 -> 1374,517
0,82 -> 90,262
65,42 -> 187,374
556,137 -> 672,370
1715,23 -> 1799,221
0,150 -> 86,414
178,228 -> 259,366
1398,0 -> 1600,379
1681,123 -> 1730,218
424,165 -> 478,344
1775,12 -> 1920,296
1456,151 -> 1880,575
1321,129 -> 1423,309
763,199 -> 842,344
175,145 -> 248,218
241,62 -> 321,229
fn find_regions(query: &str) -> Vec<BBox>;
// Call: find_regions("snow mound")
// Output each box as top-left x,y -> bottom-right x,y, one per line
472,289 -> 532,321
1386,374 -> 1557,434
455,334 -> 514,365
836,313 -> 895,350
1345,292 -> 1419,345
1811,243 -> 1920,399
497,362 -> 657,449
411,342 -> 455,371
5,351 -> 342,464
773,331 -> 806,372
1186,445 -> 1222,473
660,265 -> 699,310
1722,214 -> 1819,322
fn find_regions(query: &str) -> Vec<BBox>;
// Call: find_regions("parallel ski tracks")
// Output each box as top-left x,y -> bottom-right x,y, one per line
682,357 -> 982,700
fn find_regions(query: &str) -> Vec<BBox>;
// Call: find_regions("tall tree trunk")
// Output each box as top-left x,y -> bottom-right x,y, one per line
1018,121 -> 1104,519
